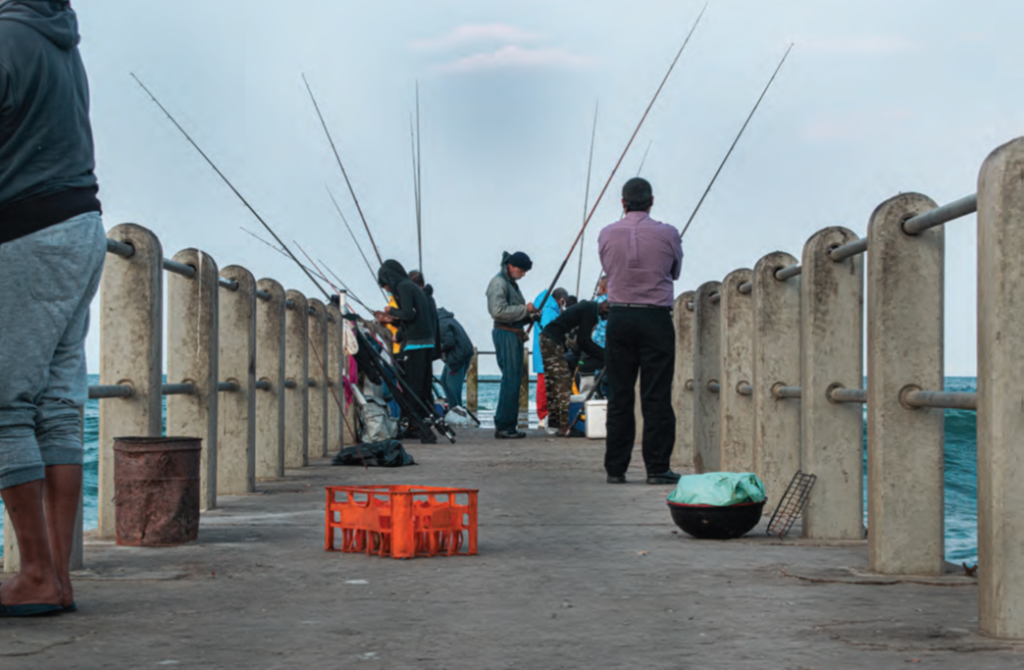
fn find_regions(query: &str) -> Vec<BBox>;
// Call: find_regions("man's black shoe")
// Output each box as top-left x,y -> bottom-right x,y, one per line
494,428 -> 526,440
646,470 -> 682,485
606,474 -> 627,484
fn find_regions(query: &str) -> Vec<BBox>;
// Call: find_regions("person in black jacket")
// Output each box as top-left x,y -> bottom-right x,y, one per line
409,269 -> 442,361
437,307 -> 474,407
539,300 -> 609,437
375,260 -> 438,441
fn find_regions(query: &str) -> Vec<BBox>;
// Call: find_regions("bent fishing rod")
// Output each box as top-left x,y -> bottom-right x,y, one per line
679,42 -> 794,239
575,101 -> 600,297
303,73 -> 385,267
132,74 -> 332,301
529,3 -> 706,331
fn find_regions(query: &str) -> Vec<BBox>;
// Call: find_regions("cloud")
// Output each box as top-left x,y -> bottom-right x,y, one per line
438,45 -> 597,74
412,23 -> 543,51
799,35 -> 917,55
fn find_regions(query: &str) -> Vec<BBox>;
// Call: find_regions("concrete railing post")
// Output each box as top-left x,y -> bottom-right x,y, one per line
255,279 -> 286,480
519,351 -> 530,429
306,299 -> 328,461
96,224 -> 164,539
166,249 -> 219,511
217,265 -> 256,495
466,349 -> 479,413
692,281 -> 722,473
284,291 -> 309,469
671,291 -> 696,472
752,252 -> 801,509
977,136 -> 1024,639
326,303 -> 343,458
867,193 -> 945,576
720,269 -> 755,473
800,228 -> 864,540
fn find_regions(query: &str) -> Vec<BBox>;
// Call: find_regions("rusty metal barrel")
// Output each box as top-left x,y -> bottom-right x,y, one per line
113,437 -> 202,546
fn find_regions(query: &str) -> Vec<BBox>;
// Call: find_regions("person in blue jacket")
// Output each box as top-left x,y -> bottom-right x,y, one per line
531,287 -> 569,432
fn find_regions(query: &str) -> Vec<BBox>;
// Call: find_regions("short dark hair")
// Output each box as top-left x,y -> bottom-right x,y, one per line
622,177 -> 653,212
564,296 -> 578,308
552,288 -> 569,303
409,270 -> 425,288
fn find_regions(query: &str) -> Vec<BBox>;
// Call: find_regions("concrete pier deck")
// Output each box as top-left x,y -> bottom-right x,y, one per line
1,429 -> 1019,669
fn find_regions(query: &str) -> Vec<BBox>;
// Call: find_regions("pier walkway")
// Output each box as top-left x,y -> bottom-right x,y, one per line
1,429 -> 1019,669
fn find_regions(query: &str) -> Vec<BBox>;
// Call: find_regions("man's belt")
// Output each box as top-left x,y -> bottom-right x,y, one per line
608,303 -> 672,310
493,322 -> 525,333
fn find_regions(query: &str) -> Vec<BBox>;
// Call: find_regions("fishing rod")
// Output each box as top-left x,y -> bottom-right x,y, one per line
528,4 -> 706,331
241,226 -> 374,313
415,80 -> 424,273
575,101 -> 600,298
325,186 -> 387,300
636,140 -> 653,177
302,73 -> 385,267
132,74 -> 333,300
679,42 -> 794,239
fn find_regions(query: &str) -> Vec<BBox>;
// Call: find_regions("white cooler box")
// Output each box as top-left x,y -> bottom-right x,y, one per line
583,399 -> 608,440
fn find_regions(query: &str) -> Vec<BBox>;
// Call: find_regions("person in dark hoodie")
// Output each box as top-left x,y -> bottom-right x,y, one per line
437,307 -> 474,408
375,260 -> 438,442
0,0 -> 105,616
408,269 -> 442,362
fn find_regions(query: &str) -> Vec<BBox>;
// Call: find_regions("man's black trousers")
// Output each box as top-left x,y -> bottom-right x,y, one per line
398,347 -> 436,442
603,306 -> 676,477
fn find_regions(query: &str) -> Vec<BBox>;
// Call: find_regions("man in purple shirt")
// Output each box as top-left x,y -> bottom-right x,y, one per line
598,178 -> 683,485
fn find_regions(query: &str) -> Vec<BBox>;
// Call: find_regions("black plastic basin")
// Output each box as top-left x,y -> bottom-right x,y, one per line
668,500 -> 766,539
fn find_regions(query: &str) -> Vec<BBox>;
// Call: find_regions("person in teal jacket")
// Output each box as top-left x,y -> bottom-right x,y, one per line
531,287 -> 568,430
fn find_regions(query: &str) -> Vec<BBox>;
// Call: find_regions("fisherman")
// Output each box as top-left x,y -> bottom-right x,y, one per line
0,0 -> 105,616
375,260 -> 438,443
598,178 -> 683,485
540,300 -> 609,437
486,251 -> 538,439
437,307 -> 474,408
531,287 -> 568,433
408,269 -> 442,362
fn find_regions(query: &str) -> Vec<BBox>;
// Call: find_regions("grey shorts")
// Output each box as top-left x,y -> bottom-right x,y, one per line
0,212 -> 106,490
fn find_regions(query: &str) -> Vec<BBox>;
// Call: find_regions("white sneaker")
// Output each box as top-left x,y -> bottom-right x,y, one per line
544,427 -> 558,436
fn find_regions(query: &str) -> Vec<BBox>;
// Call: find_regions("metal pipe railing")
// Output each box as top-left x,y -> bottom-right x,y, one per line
737,383 -> 753,396
218,381 -> 240,393
162,258 -> 196,279
829,238 -> 868,262
903,389 -> 977,411
255,380 -> 271,391
828,387 -> 867,404
773,385 -> 802,400
88,384 -> 133,400
708,381 -> 721,394
903,194 -> 977,235
162,383 -> 196,396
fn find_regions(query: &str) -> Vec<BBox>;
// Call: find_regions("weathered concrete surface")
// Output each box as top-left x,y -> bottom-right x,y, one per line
283,291 -> 309,469
217,265 -> 257,496
326,304 -> 344,458
307,299 -> 329,461
867,193 -> 945,576
1,429 -> 1017,669
719,269 -> 754,473
692,281 -> 722,473
167,249 -> 220,511
800,228 -> 865,541
255,279 -> 286,480
977,137 -> 1024,639
752,252 -> 801,511
670,292 -> 695,472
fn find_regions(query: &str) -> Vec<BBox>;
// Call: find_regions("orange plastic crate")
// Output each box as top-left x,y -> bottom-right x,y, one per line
325,485 -> 478,559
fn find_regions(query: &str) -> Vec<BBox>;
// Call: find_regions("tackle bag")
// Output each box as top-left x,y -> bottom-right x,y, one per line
358,396 -> 398,444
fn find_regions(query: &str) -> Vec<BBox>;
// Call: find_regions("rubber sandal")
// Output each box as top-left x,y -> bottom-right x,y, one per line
0,601 -> 63,617
62,602 -> 77,613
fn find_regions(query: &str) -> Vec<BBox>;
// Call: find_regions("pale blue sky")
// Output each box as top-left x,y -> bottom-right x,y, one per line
75,0 -> 1021,376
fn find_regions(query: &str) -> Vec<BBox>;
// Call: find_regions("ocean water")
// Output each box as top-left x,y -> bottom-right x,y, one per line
0,376 -> 979,564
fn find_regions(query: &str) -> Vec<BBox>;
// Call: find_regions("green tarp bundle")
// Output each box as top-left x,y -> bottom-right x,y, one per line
668,472 -> 766,506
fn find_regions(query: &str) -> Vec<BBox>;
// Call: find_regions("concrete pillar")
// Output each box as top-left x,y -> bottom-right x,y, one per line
720,269 -> 755,473
255,279 -> 286,480
800,228 -> 864,540
977,136 -> 1024,639
671,291 -> 696,471
692,281 -> 722,473
518,350 -> 530,429
326,304 -> 343,458
217,265 -> 257,495
752,252 -> 801,510
336,291 -> 355,449
166,249 -> 219,511
306,299 -> 329,461
96,224 -> 163,539
466,349 -> 479,413
866,193 -> 945,576
284,291 -> 309,469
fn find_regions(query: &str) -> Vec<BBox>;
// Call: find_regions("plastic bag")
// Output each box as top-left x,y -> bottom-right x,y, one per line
668,472 -> 766,506
332,440 -> 416,467
444,406 -> 475,426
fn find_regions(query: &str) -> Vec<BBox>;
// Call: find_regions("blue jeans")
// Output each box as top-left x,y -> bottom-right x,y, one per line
0,212 -> 107,490
492,329 -> 524,432
441,361 -> 469,408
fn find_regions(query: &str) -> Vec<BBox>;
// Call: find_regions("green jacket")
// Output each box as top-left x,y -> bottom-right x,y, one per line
486,252 -> 530,327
